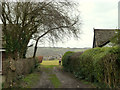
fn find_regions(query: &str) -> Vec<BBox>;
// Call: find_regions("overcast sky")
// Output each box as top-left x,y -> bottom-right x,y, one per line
1,0 -> 119,48
47,0 -> 118,48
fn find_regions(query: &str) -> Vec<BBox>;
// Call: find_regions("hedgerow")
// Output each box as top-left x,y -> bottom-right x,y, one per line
62,46 -> 120,88
62,51 -> 74,72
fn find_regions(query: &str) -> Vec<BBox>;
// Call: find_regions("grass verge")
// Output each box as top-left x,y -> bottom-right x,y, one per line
21,73 -> 40,88
48,74 -> 61,88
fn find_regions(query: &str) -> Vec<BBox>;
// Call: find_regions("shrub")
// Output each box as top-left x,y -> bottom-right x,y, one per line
62,46 -> 120,88
77,48 -> 101,82
62,51 -> 74,72
62,51 -> 83,74
70,52 -> 83,71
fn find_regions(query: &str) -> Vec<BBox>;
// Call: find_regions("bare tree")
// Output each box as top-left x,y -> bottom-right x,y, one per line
1,1 -> 81,59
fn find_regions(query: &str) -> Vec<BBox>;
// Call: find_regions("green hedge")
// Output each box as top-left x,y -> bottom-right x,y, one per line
62,51 -> 74,72
62,46 -> 120,88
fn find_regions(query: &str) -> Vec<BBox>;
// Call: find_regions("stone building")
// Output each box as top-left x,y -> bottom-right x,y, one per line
93,29 -> 116,48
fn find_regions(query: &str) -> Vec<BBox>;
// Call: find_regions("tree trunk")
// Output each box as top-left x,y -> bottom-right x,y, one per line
33,39 -> 39,58
32,26 -> 72,58
22,50 -> 27,59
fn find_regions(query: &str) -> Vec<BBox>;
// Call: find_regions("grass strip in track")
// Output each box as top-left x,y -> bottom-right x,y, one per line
49,74 -> 61,88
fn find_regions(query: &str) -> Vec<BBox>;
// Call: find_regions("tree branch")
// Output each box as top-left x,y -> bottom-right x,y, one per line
33,22 -> 77,58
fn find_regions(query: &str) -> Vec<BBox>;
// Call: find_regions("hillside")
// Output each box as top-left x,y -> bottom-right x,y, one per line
26,47 -> 90,60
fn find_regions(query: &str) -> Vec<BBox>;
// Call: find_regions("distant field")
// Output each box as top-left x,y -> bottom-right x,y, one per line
26,47 -> 90,58
41,60 -> 59,65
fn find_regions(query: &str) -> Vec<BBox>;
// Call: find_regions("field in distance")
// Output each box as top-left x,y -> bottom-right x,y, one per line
26,47 -> 90,59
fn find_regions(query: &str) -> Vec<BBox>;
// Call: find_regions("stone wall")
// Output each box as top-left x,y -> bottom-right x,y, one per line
2,58 -> 37,87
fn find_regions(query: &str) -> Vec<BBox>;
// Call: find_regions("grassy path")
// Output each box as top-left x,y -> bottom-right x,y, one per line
21,60 -> 95,88
34,65 -> 61,88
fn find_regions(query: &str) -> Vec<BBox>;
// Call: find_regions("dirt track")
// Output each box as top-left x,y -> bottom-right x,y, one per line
33,66 -> 95,88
